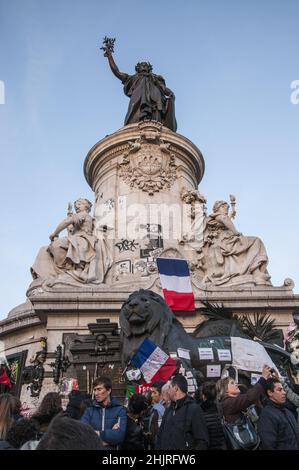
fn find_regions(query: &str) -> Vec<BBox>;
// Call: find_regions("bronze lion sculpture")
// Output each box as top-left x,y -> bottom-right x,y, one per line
119,289 -> 293,384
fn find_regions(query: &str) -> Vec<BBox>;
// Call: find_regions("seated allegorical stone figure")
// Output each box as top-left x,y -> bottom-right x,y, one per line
31,198 -> 113,285
179,187 -> 207,245
102,37 -> 177,132
200,200 -> 271,287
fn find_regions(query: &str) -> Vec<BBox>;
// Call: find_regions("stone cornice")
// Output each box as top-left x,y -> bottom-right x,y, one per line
26,287 -> 299,315
0,311 -> 43,338
84,122 -> 205,191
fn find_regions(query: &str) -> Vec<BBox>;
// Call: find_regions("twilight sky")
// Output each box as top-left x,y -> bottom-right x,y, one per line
0,0 -> 299,319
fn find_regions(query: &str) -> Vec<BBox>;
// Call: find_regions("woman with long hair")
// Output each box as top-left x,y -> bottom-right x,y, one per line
32,392 -> 62,433
0,394 -> 19,447
216,366 -> 271,423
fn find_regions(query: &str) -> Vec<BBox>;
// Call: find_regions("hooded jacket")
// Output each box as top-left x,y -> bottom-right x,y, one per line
80,398 -> 127,447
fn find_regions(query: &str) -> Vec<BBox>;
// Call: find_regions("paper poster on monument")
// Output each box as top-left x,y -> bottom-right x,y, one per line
198,348 -> 214,361
217,349 -> 232,362
207,365 -> 221,377
177,348 -> 191,360
231,337 -> 277,372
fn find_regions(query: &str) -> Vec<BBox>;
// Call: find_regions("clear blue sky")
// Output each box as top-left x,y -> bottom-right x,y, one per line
0,0 -> 299,319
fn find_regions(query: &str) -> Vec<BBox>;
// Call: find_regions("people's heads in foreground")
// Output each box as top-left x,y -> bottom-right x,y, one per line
36,414 -> 102,450
265,378 -> 286,405
6,418 -> 39,449
92,376 -> 112,406
66,390 -> 92,420
34,392 -> 62,419
169,374 -> 188,401
151,380 -> 166,404
201,381 -> 217,402
0,393 -> 21,440
128,393 -> 148,418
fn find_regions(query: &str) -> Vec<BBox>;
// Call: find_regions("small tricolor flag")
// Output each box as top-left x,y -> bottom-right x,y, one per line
131,338 -> 177,384
156,257 -> 195,311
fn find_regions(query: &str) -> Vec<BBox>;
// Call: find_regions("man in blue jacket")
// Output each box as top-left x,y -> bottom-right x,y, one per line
80,376 -> 127,448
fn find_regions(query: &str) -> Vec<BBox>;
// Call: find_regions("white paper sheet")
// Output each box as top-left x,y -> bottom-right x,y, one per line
206,365 -> 221,377
177,348 -> 191,360
231,337 -> 277,372
217,349 -> 232,361
198,347 -> 214,360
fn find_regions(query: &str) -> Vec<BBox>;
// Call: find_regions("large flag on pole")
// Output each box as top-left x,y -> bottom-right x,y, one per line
131,338 -> 177,383
156,257 -> 195,311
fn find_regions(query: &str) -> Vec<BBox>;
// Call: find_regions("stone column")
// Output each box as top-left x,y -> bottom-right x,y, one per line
84,121 -> 205,285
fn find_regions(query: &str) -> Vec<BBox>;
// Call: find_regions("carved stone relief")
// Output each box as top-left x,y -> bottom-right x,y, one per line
119,122 -> 177,195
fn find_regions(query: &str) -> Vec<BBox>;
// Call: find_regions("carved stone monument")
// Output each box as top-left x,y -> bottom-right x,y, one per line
1,40 -> 298,406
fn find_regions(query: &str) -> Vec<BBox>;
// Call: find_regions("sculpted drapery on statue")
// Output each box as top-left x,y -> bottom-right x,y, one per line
101,37 -> 177,132
31,198 -> 113,285
201,200 -> 271,286
180,194 -> 271,287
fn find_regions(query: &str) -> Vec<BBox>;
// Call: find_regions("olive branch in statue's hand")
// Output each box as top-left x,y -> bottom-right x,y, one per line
100,36 -> 116,56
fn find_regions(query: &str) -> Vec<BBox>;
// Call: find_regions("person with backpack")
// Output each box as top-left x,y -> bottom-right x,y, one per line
156,374 -> 209,450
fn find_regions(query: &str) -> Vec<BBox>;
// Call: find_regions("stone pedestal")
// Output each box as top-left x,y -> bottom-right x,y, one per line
84,121 -> 204,285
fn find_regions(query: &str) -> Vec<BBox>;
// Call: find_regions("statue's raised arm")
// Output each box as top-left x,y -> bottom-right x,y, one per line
101,36 -> 177,132
101,36 -> 128,82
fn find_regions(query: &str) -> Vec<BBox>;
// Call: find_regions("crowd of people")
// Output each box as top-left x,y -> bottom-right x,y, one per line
1,366 -> 299,451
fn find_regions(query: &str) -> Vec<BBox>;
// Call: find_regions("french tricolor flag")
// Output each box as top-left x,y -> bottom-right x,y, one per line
131,338 -> 177,383
156,257 -> 195,312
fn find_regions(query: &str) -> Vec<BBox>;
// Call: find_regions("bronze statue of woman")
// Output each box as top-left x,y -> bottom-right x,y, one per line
101,37 -> 177,132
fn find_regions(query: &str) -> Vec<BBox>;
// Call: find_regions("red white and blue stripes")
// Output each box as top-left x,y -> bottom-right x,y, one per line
156,257 -> 195,312
131,339 -> 177,383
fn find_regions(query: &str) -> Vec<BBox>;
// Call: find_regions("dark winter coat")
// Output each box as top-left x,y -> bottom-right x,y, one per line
200,400 -> 226,450
157,395 -> 209,450
221,378 -> 267,423
120,415 -> 145,451
80,398 -> 127,448
257,399 -> 299,450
